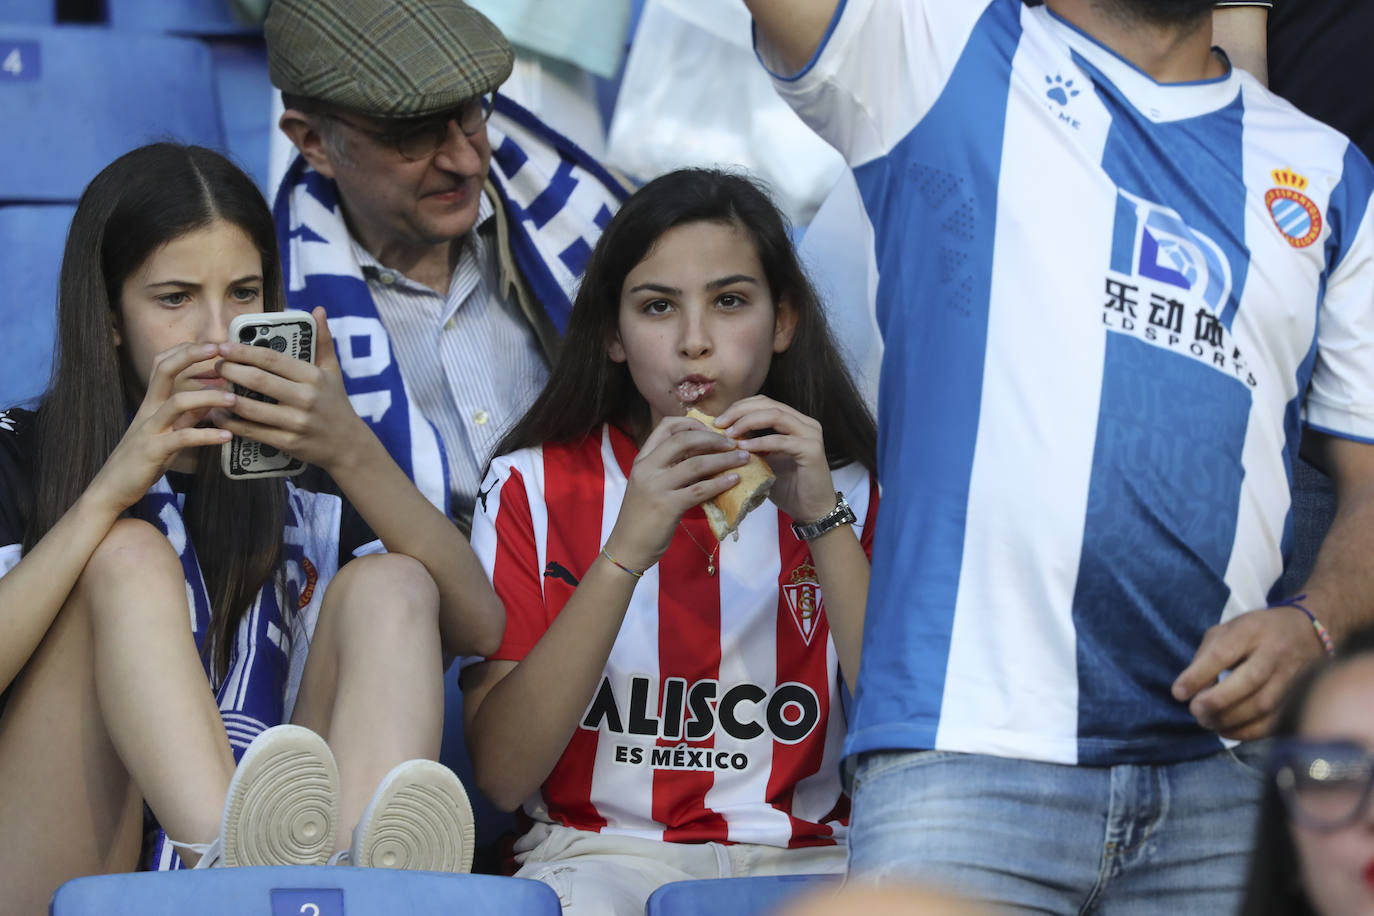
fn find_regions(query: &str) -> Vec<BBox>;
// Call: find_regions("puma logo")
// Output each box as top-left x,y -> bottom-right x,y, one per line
544,561 -> 580,587
477,479 -> 496,513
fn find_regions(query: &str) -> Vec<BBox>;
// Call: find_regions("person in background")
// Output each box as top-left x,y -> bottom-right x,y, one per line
266,0 -> 629,533
1240,625 -> 1374,916
748,0 -> 1374,911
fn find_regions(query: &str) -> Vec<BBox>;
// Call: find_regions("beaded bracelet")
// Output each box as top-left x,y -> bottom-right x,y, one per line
600,546 -> 644,580
1272,593 -> 1335,656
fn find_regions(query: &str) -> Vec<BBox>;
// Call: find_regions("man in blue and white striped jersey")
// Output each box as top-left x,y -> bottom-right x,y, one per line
748,0 -> 1374,910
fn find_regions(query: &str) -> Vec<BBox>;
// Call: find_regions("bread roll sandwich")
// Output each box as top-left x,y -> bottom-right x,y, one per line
685,407 -> 774,542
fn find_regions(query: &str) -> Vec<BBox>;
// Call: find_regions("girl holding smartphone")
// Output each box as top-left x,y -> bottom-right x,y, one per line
0,144 -> 501,912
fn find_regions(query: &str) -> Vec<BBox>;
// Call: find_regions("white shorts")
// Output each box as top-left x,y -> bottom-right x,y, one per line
514,822 -> 846,916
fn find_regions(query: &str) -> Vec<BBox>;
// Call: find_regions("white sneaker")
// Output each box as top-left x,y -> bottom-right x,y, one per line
176,724 -> 341,868
340,759 -> 475,873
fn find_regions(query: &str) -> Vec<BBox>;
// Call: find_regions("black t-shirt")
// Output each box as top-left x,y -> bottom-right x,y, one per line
0,409 -> 31,553
1268,0 -> 1374,163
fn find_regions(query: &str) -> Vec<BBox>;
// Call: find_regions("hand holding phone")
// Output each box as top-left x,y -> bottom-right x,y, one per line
221,309 -> 316,479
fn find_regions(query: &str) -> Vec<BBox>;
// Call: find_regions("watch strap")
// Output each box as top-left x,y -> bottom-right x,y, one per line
791,492 -> 856,541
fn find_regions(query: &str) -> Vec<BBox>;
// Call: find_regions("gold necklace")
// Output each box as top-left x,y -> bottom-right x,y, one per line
679,521 -> 719,576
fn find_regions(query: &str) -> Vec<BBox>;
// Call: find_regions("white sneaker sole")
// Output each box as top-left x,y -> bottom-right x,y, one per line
222,724 -> 341,867
350,759 -> 475,873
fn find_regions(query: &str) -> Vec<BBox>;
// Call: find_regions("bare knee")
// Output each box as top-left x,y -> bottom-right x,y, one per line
75,518 -> 185,627
323,553 -> 440,637
81,518 -> 180,589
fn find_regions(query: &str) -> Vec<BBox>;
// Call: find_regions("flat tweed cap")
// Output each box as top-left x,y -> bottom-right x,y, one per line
266,0 -> 514,119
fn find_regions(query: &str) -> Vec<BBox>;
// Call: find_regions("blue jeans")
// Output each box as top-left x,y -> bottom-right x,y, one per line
847,745 -> 1266,915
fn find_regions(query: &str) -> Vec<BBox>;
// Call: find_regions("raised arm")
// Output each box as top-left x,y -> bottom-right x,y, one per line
1211,4 -> 1269,86
714,395 -> 873,693
742,0 -> 840,76
212,308 -> 504,660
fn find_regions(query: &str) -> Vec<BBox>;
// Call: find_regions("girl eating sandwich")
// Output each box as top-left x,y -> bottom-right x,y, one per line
460,168 -> 880,915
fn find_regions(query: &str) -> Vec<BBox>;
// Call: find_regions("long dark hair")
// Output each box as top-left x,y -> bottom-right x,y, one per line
494,168 -> 877,474
1239,625 -> 1374,916
24,143 -> 287,680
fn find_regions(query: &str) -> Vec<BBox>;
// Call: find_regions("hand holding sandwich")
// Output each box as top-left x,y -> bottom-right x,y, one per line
711,395 -> 840,530
600,415 -> 751,575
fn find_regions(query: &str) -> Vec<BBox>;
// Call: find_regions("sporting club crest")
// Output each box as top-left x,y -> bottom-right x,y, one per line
782,561 -> 824,646
1265,168 -> 1322,249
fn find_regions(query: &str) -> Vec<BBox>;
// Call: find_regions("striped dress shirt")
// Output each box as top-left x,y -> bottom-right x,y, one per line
349,193 -> 550,522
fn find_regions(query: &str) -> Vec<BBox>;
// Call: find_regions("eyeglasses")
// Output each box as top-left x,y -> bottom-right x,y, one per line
323,94 -> 493,161
1271,738 -> 1374,832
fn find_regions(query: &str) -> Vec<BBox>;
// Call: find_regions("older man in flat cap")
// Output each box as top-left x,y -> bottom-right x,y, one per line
267,0 -> 627,532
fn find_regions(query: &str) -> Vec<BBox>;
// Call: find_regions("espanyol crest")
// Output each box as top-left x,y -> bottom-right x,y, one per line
1266,168 -> 1323,249
783,561 -> 824,646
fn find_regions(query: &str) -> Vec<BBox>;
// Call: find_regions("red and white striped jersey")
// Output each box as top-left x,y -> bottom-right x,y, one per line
470,424 -> 878,848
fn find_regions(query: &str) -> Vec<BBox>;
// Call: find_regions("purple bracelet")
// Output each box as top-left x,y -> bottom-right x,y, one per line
1272,594 -> 1335,656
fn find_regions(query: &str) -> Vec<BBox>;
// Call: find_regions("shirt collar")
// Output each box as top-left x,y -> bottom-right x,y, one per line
1035,5 -> 1241,123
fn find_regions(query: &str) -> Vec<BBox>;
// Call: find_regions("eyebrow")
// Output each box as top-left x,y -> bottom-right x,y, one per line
144,274 -> 264,289
626,274 -> 759,296
705,274 -> 757,291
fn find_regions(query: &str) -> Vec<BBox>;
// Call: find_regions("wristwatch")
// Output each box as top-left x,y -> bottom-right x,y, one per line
791,492 -> 857,541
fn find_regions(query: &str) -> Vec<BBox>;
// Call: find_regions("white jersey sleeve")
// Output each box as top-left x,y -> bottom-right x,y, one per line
1306,169 -> 1374,443
758,0 -> 996,167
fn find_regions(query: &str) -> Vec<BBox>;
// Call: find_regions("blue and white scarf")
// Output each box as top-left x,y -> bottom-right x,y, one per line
141,477 -> 338,870
273,94 -> 630,516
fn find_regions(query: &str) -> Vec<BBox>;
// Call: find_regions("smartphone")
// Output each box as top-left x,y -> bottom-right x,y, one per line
220,309 -> 317,480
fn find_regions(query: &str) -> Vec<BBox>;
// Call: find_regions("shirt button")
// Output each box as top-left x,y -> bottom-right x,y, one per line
445,317 -> 456,330
473,410 -> 489,426
379,272 -> 396,285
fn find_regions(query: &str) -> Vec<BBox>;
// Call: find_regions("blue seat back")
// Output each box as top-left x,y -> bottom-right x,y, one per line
106,0 -> 260,37
101,2 -> 274,192
0,25 -> 224,202
0,0 -> 54,26
0,204 -> 71,408
646,874 -> 839,916
50,867 -> 563,915
204,39 -> 272,191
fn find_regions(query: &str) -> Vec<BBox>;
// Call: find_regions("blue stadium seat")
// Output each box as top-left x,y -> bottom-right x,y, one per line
439,662 -> 519,873
0,26 -> 224,201
104,1 -> 274,192
202,39 -> 273,192
646,874 -> 839,916
50,867 -> 562,915
0,0 -> 54,26
0,205 -> 70,407
106,0 -> 259,37
0,25 -> 222,407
